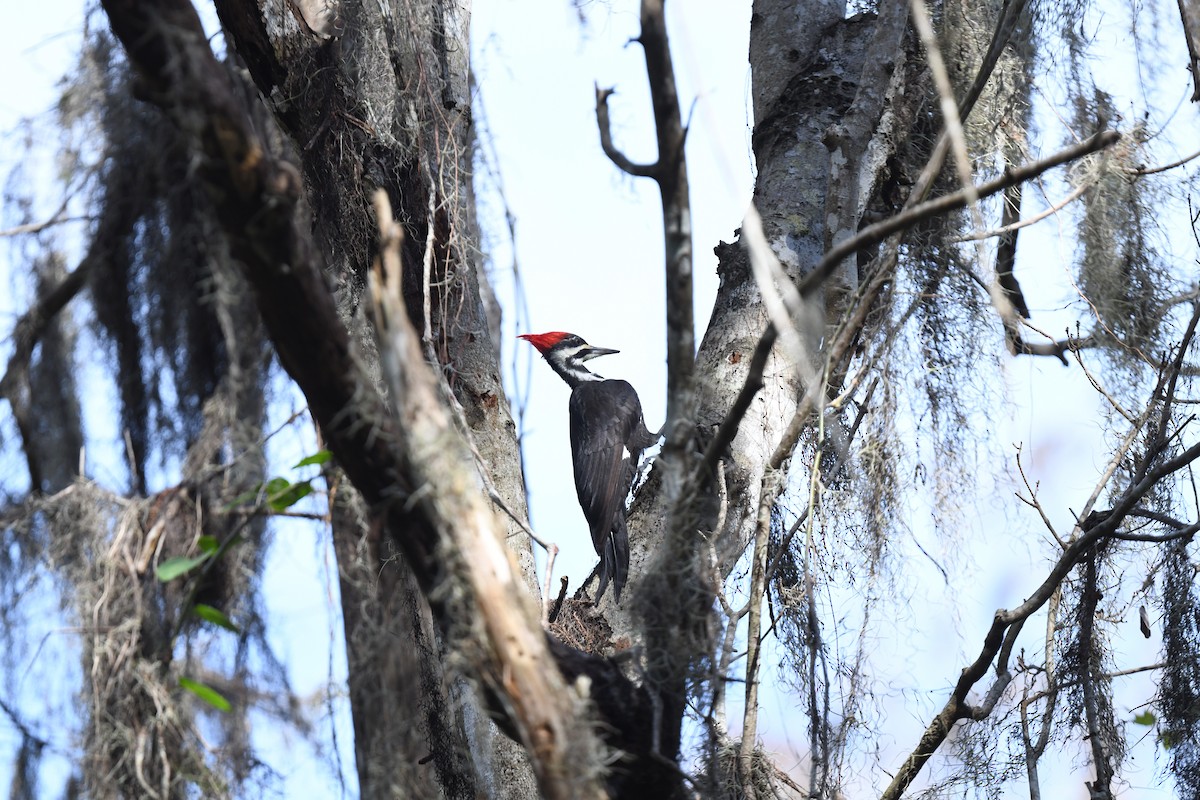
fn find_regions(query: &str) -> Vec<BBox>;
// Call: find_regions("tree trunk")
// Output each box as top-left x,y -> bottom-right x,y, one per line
581,5 -> 919,779
210,0 -> 542,795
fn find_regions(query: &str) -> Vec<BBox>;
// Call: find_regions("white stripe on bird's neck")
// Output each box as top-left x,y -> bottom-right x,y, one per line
547,348 -> 606,387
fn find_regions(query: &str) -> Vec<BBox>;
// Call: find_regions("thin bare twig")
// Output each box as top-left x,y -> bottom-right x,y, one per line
706,462 -> 739,741
737,467 -> 779,800
595,0 -> 695,449
884,306 -> 1200,797
1109,523 -> 1200,543
881,437 -> 1200,799
801,425 -> 828,796
796,129 -> 1120,300
1073,344 -> 1137,422
1125,145 -> 1200,175
700,115 -> 1118,495
0,697 -> 50,750
1015,444 -> 1065,548
708,126 -> 1114,465
957,180 -> 1092,243
540,542 -> 560,625
700,329 -> 776,479
1022,661 -> 1166,706
0,214 -> 93,238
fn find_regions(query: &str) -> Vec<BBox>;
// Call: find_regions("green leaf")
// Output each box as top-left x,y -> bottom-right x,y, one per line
1134,710 -> 1156,726
221,486 -> 262,510
197,535 -> 220,554
179,677 -> 231,712
268,479 -> 312,511
193,603 -> 238,633
155,554 -> 212,583
1160,730 -> 1174,750
263,477 -> 290,495
294,450 -> 332,469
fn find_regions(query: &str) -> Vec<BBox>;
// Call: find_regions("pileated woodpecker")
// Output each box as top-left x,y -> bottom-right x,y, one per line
519,331 -> 659,602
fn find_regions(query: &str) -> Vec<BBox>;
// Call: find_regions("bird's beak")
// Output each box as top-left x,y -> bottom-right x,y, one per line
582,346 -> 619,361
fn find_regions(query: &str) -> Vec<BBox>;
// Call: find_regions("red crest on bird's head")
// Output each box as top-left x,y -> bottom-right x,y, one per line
518,331 -> 574,354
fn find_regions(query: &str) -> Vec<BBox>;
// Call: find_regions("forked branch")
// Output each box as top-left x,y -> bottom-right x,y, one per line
595,86 -> 657,178
0,260 -> 92,402
593,0 -> 694,443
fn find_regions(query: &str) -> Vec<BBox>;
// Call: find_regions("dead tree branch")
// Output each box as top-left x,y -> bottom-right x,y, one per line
957,180 -> 1092,242
880,443 -> 1200,798
368,191 -> 605,799
798,130 -> 1120,300
1128,145 -> 1200,175
590,0 -> 699,775
0,259 -> 92,401
594,0 -> 694,446
595,86 -> 657,178
704,129 -> 1121,470
0,213 -> 91,238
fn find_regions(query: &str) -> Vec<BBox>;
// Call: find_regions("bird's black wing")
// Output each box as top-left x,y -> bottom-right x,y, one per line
569,380 -> 646,600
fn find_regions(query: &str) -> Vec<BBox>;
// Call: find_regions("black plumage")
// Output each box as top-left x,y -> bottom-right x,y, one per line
569,380 -> 658,601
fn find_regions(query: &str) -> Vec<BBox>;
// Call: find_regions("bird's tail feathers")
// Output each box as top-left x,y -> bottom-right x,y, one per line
595,548 -> 613,603
594,519 -> 630,603
611,518 -> 629,600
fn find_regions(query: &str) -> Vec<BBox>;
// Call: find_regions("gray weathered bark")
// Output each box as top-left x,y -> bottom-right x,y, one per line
207,0 -> 543,795
614,6 -> 914,610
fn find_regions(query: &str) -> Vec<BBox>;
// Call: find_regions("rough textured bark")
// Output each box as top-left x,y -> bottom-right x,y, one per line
331,485 -> 473,799
209,0 -> 540,795
570,7 -> 923,788
600,11 -> 896,583
694,6 -> 908,578
92,0 -> 718,795
600,0 -> 874,645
